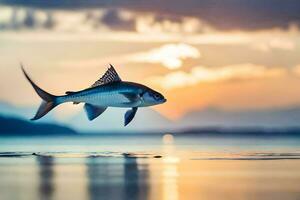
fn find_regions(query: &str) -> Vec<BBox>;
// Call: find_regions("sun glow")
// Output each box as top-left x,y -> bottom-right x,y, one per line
129,43 -> 200,69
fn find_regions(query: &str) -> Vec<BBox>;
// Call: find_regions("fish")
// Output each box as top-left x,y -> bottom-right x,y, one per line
21,64 -> 166,126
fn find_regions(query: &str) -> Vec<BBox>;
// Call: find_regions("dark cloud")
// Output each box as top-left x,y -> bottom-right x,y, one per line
43,12 -> 55,29
153,14 -> 183,24
100,9 -> 135,31
23,9 -> 36,27
1,0 -> 300,31
0,0 -> 109,9
0,8 -> 55,30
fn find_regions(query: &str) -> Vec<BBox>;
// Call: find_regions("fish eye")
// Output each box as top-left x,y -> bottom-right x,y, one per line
154,93 -> 161,99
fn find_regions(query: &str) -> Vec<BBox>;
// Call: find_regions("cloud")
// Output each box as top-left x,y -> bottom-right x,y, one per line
151,64 -> 286,89
292,65 -> 300,76
59,43 -> 200,70
128,43 -> 200,69
2,0 -> 300,31
43,12 -> 55,29
0,7 -> 56,30
135,14 -> 213,34
1,7 -> 298,52
99,9 -> 135,31
23,9 -> 36,27
0,6 -> 213,33
252,38 -> 295,52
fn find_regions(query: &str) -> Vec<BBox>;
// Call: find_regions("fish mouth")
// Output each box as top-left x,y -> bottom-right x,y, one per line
162,98 -> 167,103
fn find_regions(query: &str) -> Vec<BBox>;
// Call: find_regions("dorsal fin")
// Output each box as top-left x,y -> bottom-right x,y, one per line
65,91 -> 76,95
91,64 -> 121,88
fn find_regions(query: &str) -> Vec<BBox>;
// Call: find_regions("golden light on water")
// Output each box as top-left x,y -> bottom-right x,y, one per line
53,161 -> 88,200
0,137 -> 300,200
162,133 -> 180,200
162,161 -> 179,200
162,134 -> 174,145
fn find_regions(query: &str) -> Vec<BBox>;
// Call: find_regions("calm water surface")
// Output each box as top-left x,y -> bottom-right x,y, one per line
0,134 -> 299,200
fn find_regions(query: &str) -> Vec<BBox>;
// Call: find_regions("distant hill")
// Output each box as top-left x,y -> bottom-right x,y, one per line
0,115 -> 76,135
0,101 -> 173,132
1,100 -> 300,132
175,126 -> 300,137
179,107 -> 300,129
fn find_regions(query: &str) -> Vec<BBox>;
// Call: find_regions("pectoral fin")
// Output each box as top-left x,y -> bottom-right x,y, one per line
84,103 -> 107,121
124,107 -> 138,126
121,92 -> 140,102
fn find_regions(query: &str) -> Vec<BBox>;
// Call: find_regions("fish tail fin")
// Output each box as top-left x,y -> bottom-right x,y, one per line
32,101 -> 57,120
21,64 -> 59,120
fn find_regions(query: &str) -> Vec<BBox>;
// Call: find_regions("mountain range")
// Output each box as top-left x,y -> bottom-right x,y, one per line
0,101 -> 300,133
179,107 -> 300,129
0,115 -> 76,135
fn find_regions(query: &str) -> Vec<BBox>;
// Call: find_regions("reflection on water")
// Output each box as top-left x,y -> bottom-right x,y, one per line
123,154 -> 149,200
124,156 -> 139,200
1,154 -> 300,200
0,134 -> 300,200
86,154 -> 150,200
36,156 -> 55,200
162,134 -> 179,200
87,157 -> 113,200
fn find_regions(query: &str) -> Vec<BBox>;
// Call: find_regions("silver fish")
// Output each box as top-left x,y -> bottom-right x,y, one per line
21,64 -> 166,126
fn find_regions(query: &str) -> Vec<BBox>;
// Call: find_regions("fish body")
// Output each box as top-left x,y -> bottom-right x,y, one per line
59,82 -> 147,108
22,64 -> 166,126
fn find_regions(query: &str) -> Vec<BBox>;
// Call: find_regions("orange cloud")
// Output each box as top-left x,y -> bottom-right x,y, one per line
252,38 -> 295,52
151,64 -> 286,89
128,43 -> 200,69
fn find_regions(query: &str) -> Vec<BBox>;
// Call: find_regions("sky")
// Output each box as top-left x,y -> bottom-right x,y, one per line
1,0 -> 300,120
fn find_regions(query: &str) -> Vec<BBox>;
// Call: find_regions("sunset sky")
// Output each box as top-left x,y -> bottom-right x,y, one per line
1,0 -> 300,120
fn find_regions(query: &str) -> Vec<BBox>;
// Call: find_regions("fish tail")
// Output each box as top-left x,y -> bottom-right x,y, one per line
21,64 -> 59,120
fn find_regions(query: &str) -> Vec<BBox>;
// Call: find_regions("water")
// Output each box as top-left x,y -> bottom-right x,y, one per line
0,134 -> 300,200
